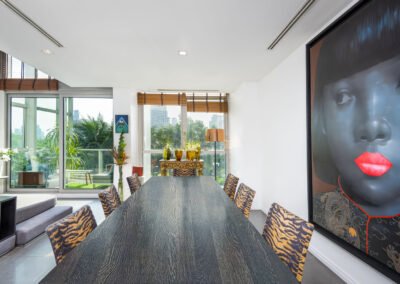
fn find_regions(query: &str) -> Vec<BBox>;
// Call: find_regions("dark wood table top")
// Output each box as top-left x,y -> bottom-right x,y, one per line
41,176 -> 297,283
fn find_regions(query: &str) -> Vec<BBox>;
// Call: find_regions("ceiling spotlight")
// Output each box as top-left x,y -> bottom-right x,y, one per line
41,49 -> 53,55
178,50 -> 187,56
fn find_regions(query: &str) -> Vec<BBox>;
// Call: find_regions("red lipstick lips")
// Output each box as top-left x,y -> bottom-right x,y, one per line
354,152 -> 392,177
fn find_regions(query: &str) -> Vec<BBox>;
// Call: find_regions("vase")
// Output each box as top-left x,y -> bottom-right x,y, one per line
186,150 -> 196,161
118,165 -> 123,201
163,146 -> 172,160
175,150 -> 183,161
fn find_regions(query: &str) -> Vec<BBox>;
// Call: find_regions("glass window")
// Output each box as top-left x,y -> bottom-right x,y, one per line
37,70 -> 49,79
23,63 -> 35,78
10,97 -> 60,189
11,106 -> 24,149
187,112 -> 226,184
64,98 -> 114,190
187,112 -> 225,150
37,98 -> 57,110
6,55 -> 50,79
143,105 -> 182,177
144,105 -> 181,150
8,57 -> 22,78
142,105 -> 227,185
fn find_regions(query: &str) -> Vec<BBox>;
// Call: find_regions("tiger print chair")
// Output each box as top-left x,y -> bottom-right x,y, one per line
127,173 -> 141,194
262,203 -> 314,283
234,183 -> 256,218
173,168 -> 196,176
46,205 -> 97,264
98,185 -> 122,217
223,173 -> 239,200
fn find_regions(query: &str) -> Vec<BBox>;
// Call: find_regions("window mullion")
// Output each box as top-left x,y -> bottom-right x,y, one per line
59,96 -> 65,191
181,105 -> 187,148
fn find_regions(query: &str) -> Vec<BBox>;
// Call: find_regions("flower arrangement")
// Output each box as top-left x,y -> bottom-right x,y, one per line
185,141 -> 201,161
112,132 -> 128,200
0,148 -> 15,176
163,144 -> 172,160
0,148 -> 14,161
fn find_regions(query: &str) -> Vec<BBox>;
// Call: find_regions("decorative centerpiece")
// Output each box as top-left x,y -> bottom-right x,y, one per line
186,142 -> 200,161
174,149 -> 183,161
112,132 -> 128,200
0,148 -> 14,176
195,142 -> 201,160
163,144 -> 172,160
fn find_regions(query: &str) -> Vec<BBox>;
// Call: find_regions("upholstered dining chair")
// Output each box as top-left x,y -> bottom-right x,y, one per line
234,183 -> 256,218
46,205 -> 97,264
173,168 -> 196,176
223,173 -> 239,200
98,185 -> 121,217
262,203 -> 314,283
127,173 -> 142,194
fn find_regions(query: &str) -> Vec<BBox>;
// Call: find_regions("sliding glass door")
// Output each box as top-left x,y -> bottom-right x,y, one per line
64,98 -> 113,190
10,97 -> 60,189
8,94 -> 113,191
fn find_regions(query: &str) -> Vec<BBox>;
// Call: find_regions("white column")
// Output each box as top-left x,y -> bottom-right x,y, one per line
0,91 -> 7,192
113,88 -> 138,200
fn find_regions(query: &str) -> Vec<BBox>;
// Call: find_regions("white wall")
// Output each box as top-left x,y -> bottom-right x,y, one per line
228,2 -> 396,282
229,45 -> 393,283
0,91 -> 6,193
112,88 -> 140,200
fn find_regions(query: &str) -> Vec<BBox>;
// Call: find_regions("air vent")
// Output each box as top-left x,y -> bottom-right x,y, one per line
267,0 -> 315,50
0,0 -> 63,48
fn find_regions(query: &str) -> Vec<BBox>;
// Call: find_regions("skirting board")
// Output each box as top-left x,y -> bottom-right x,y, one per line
259,207 -> 353,283
308,240 -> 354,284
309,231 -> 397,283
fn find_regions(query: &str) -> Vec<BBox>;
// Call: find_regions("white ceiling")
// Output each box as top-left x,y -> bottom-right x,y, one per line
0,0 -> 352,92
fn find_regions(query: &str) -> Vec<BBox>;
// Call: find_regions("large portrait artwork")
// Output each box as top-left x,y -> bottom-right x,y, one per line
307,0 -> 400,280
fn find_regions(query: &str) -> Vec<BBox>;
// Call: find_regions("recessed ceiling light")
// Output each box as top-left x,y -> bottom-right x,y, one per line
178,50 -> 187,56
41,49 -> 53,55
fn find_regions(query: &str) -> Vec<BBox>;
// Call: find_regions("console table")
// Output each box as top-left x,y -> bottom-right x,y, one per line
17,171 -> 45,187
160,160 -> 203,176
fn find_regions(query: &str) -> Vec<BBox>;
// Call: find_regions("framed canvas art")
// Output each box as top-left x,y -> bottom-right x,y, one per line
115,115 -> 128,133
307,0 -> 400,281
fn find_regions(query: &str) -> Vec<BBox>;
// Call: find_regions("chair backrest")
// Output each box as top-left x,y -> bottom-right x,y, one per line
262,203 -> 314,283
223,173 -> 239,200
98,185 -> 121,217
46,205 -> 97,264
126,173 -> 142,194
173,168 -> 196,176
234,183 -> 256,218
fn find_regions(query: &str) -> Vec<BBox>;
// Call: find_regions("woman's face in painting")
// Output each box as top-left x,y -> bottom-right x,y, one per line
322,56 -> 400,209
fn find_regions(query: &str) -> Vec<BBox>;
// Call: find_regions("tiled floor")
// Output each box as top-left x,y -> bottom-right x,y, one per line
0,199 -> 104,284
0,201 -> 344,284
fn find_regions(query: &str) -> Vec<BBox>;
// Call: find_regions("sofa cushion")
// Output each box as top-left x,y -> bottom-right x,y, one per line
0,235 -> 15,256
16,206 -> 72,245
14,194 -> 56,224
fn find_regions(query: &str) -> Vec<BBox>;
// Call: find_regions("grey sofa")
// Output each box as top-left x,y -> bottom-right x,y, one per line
0,194 -> 72,255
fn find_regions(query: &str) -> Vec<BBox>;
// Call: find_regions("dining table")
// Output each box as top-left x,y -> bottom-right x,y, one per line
41,176 -> 297,283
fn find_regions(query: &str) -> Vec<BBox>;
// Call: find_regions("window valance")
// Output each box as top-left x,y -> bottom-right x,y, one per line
137,92 -> 228,113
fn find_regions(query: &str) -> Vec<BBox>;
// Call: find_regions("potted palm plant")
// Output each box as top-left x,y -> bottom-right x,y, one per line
112,132 -> 128,200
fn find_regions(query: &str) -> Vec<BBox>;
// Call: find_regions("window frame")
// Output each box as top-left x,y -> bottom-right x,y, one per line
139,104 -> 229,179
6,89 -> 113,193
